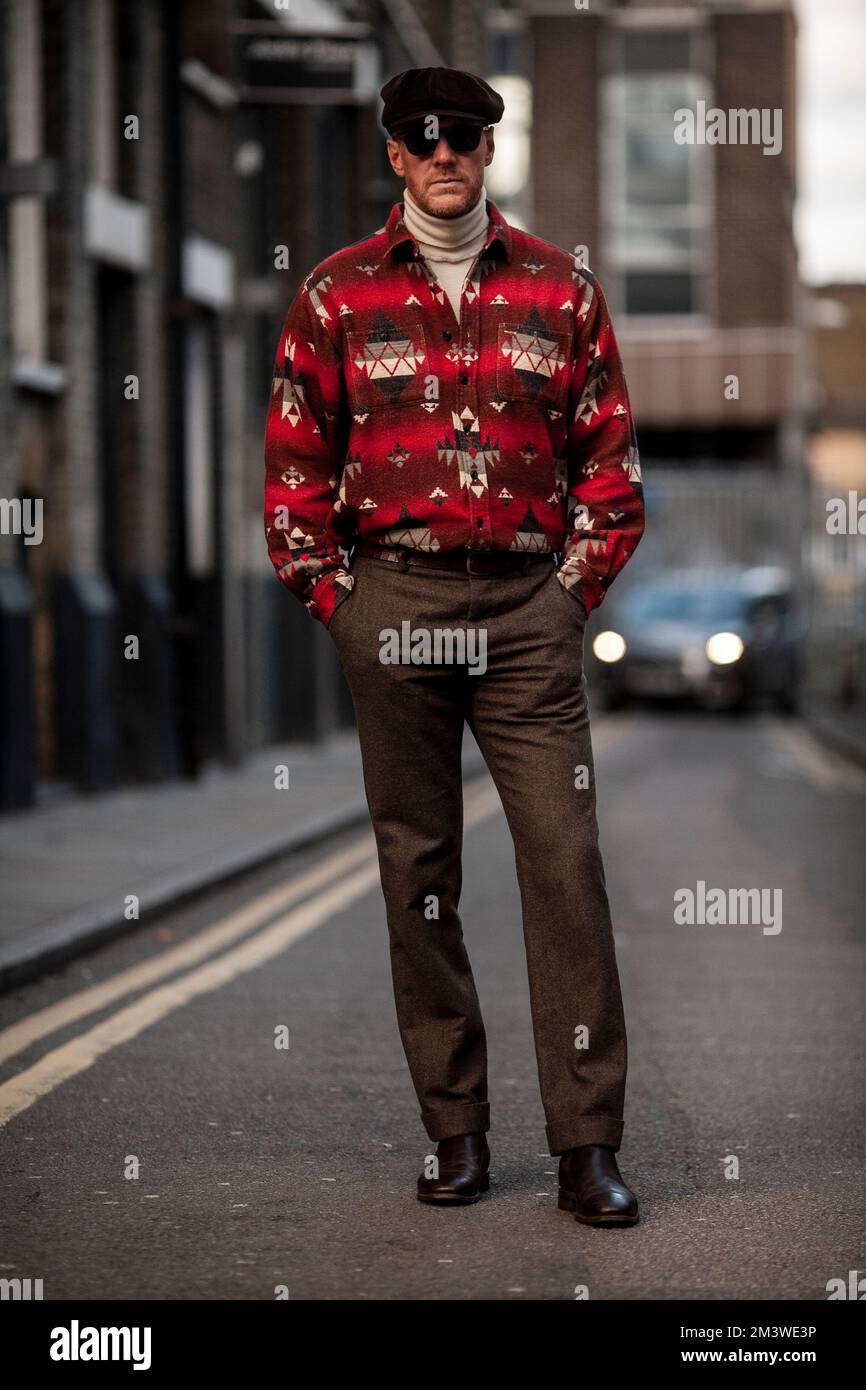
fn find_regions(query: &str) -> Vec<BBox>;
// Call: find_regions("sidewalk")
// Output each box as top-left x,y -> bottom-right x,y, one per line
0,730 -> 488,992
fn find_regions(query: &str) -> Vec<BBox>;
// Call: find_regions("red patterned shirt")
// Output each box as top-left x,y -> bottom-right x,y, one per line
264,196 -> 644,627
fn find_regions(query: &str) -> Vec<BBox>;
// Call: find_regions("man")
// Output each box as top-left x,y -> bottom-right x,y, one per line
264,67 -> 644,1225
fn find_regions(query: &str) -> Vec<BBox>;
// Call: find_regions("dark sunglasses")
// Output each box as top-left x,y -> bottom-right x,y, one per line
396,120 -> 487,157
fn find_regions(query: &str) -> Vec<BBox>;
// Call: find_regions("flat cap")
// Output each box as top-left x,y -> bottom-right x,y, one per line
381,67 -> 504,134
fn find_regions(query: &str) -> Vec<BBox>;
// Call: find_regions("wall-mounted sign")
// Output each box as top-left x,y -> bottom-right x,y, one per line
231,20 -> 377,104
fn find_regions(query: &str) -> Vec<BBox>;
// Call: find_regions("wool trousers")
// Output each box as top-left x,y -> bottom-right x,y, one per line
327,547 -> 627,1155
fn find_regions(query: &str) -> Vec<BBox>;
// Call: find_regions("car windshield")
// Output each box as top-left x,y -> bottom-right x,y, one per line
623,586 -> 747,624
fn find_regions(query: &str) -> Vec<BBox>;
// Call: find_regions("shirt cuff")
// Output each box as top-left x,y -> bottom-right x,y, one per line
555,567 -> 600,618
307,567 -> 355,627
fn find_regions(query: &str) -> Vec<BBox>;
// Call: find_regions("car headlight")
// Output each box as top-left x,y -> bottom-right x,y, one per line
705,631 -> 744,665
593,631 -> 627,663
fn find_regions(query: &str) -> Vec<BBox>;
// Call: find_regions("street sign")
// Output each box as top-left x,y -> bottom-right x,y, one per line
231,20 -> 377,104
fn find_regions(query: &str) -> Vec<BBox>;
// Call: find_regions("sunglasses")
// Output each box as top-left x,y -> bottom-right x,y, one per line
396,120 -> 488,157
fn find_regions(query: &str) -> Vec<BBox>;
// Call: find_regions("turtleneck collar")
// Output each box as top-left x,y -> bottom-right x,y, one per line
402,185 -> 489,263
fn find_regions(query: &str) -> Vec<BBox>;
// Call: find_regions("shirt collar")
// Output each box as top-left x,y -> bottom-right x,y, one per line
380,194 -> 512,264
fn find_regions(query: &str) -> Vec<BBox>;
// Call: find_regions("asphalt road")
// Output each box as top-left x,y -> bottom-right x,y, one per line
1,711 -> 864,1301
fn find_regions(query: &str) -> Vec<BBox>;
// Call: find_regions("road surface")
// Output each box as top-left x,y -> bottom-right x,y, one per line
1,712 -> 863,1300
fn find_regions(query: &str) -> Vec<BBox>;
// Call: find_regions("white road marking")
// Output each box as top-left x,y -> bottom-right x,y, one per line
771,725 -> 866,795
0,834 -> 377,1066
0,778 -> 502,1127
0,860 -> 382,1128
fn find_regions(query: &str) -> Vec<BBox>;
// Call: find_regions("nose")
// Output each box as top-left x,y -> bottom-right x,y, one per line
431,136 -> 459,160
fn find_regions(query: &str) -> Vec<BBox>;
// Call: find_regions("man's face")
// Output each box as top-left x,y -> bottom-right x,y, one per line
385,119 -> 495,218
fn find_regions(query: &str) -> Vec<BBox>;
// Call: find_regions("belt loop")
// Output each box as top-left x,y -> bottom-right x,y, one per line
397,547 -> 410,573
522,555 -> 531,576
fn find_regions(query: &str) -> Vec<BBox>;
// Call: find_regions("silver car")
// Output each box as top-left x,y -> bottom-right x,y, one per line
587,567 -> 801,713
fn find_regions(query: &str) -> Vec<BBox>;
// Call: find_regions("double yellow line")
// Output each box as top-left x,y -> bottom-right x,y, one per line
0,778 -> 503,1128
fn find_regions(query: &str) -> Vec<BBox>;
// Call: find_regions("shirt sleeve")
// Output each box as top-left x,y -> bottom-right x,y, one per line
558,270 -> 645,617
263,270 -> 355,627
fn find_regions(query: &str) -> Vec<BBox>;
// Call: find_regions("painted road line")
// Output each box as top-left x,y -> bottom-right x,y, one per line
0,777 -> 502,1127
0,832 -> 376,1066
772,725 -> 866,795
0,773 -> 503,1066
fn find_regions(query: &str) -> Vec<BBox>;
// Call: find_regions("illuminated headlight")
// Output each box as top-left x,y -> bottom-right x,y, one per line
593,631 -> 627,664
705,632 -> 744,665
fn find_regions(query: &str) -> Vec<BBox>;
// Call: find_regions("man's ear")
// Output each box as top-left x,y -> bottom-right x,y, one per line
483,130 -> 495,169
385,137 -> 405,177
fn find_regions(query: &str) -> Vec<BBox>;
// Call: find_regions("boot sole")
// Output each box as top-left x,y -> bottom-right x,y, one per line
417,1171 -> 490,1205
558,1187 -> 639,1225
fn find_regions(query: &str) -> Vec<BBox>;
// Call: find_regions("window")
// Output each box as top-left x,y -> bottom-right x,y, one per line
9,0 -> 49,365
601,27 -> 712,319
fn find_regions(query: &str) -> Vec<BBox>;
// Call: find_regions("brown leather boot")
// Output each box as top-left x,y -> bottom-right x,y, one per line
558,1144 -> 639,1226
417,1132 -> 491,1204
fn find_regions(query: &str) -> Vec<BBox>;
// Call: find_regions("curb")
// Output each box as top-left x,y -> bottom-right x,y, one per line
0,746 -> 490,995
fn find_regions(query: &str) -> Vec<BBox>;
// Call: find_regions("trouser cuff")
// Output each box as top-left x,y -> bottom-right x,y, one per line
545,1114 -> 624,1156
422,1102 -> 491,1143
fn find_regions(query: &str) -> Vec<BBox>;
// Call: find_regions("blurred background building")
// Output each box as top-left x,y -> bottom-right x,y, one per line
0,0 -> 862,810
804,282 -> 866,752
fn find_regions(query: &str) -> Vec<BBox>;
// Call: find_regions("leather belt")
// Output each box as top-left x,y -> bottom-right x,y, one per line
353,540 -> 556,575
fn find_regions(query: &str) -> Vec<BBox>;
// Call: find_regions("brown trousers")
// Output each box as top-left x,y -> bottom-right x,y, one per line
328,548 -> 627,1155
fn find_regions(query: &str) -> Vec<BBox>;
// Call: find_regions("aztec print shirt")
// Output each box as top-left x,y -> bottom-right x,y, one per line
264,196 -> 644,628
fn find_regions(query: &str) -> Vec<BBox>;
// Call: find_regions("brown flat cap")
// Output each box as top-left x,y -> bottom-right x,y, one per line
380,67 -> 505,134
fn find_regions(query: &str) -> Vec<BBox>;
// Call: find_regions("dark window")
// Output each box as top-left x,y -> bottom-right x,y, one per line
623,31 -> 692,74
624,272 -> 695,316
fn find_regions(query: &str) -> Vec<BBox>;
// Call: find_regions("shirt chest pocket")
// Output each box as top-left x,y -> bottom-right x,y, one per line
345,319 -> 430,414
496,319 -> 571,411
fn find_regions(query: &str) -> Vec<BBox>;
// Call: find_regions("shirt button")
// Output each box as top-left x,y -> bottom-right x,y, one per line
476,518 -> 484,528
459,372 -> 469,385
443,330 -> 452,341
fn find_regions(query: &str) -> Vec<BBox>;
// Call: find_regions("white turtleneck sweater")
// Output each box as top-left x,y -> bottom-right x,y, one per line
402,185 -> 489,323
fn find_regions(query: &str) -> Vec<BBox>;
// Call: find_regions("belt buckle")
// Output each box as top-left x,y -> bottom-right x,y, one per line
466,550 -> 491,575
